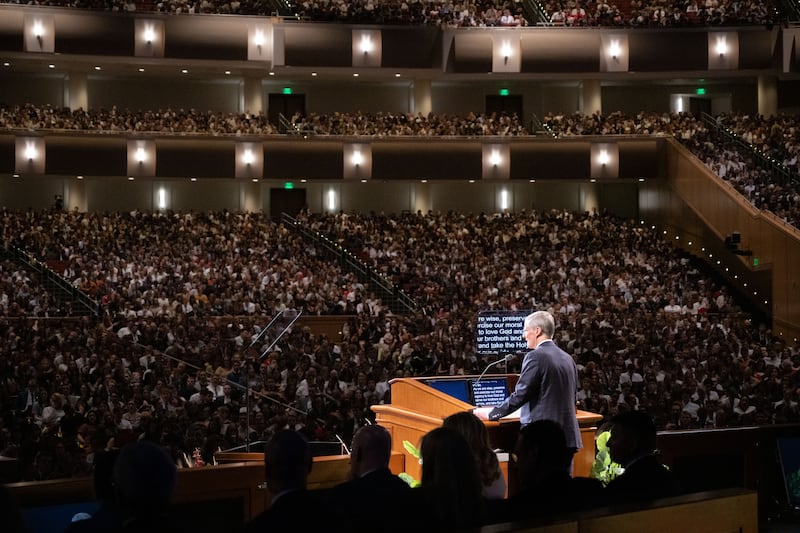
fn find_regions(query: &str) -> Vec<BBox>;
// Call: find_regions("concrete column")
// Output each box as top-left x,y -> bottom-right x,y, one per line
757,75 -> 777,117
412,79 -> 432,115
242,77 -> 263,114
413,182 -> 432,213
67,71 -> 88,110
579,79 -> 602,115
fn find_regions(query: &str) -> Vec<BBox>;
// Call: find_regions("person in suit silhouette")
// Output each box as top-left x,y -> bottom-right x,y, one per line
327,425 -> 412,532
605,410 -> 680,504
245,430 -> 348,533
488,311 -> 581,468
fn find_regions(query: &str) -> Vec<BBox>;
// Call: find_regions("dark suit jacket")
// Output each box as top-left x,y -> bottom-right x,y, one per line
244,489 -> 349,533
492,340 -> 582,449
604,454 -> 680,505
327,468 -> 413,532
488,473 -> 605,524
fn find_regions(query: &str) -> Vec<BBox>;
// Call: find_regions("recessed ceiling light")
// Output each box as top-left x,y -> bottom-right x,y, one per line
361,179 -> 367,183
269,71 -> 275,76
353,73 -> 359,77
12,174 -> 20,178
94,66 -> 101,71
181,69 -> 188,74
300,179 -> 307,183
468,180 -> 475,183
190,177 -> 197,182
590,178 -> 597,183
138,68 -> 145,72
311,72 -> 317,77
48,64 -> 55,69
529,179 -> 535,183
395,73 -> 401,77
128,176 -> 135,181
224,70 -> 231,75
420,179 -> 427,183
76,175 -> 84,180
251,178 -> 259,182
2,62 -> 10,67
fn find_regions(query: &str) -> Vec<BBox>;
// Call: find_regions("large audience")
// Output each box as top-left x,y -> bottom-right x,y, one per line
541,110 -> 800,228
1,207 -> 799,487
0,0 -> 779,25
2,103 -> 798,227
542,0 -> 777,27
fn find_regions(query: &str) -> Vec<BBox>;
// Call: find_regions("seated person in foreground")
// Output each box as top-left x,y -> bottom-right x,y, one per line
412,427 -> 488,530
490,419 -> 604,523
245,430 -> 349,532
327,425 -> 413,532
605,410 -> 680,504
443,411 -> 506,499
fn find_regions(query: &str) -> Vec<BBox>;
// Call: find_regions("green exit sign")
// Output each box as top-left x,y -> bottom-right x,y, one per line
499,88 -> 509,96
753,257 -> 759,267
284,182 -> 294,189
696,88 -> 706,95
283,87 -> 293,95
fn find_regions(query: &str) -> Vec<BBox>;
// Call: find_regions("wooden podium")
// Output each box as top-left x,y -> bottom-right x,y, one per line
371,376 -> 601,489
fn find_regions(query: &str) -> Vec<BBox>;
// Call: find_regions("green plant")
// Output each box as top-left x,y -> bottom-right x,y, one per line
590,430 -> 624,486
399,439 -> 421,488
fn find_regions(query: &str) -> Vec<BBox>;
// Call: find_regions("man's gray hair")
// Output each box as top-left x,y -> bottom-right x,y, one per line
524,311 -> 555,338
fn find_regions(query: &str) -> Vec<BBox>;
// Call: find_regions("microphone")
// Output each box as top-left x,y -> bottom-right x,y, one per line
476,354 -> 514,383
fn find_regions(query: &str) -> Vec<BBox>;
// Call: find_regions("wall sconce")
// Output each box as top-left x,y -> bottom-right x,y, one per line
489,150 -> 501,167
608,40 -> 621,60
716,38 -> 727,57
351,151 -> 363,166
242,149 -> 255,165
500,42 -> 512,65
33,21 -> 44,46
253,31 -> 265,51
158,187 -> 167,210
143,26 -> 155,44
25,143 -> 37,161
327,189 -> 336,211
135,147 -> 147,164
598,150 -> 609,166
360,36 -> 372,55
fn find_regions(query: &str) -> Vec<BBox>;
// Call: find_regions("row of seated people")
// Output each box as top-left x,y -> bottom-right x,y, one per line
545,0 -> 777,26
0,104 -> 525,136
0,0 -> 529,25
0,0 -> 778,25
2,209 -> 799,483
14,412 -> 675,533
541,111 -> 800,229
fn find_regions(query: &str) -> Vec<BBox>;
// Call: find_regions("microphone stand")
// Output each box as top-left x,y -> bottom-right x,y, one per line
475,354 -> 513,383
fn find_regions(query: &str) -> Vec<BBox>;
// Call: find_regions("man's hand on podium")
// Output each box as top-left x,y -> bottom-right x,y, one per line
487,407 -> 504,421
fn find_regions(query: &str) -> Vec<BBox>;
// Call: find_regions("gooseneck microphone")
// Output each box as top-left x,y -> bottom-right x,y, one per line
475,354 -> 514,383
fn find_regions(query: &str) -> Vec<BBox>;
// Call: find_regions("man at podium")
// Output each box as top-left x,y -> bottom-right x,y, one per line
484,311 -> 582,469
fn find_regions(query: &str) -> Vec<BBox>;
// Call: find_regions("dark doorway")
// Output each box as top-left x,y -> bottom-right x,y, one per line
689,97 -> 712,116
268,93 -> 306,129
270,188 -> 307,220
486,95 -> 524,120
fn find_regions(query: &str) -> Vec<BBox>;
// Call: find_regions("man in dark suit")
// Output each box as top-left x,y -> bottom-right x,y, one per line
605,410 -> 680,504
489,420 -> 605,523
245,430 -> 349,533
327,425 -> 413,532
487,311 -> 582,463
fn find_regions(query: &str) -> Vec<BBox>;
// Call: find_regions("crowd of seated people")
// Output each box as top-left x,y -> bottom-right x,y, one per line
542,110 -> 800,229
1,0 -> 777,25
1,208 -> 799,483
543,0 -> 777,27
0,104 -> 525,136
0,0 -> 528,24
716,113 -> 800,176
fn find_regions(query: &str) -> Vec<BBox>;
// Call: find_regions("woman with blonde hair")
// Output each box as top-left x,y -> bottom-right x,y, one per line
443,411 -> 506,499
